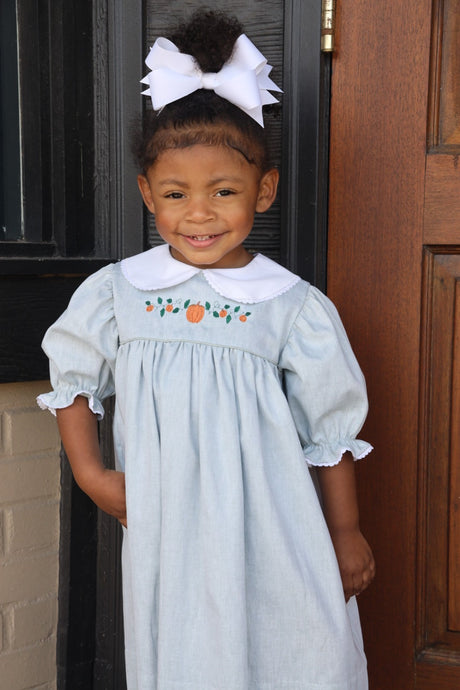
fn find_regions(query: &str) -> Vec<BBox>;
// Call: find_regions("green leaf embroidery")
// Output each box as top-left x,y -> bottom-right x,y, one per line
146,297 -> 251,323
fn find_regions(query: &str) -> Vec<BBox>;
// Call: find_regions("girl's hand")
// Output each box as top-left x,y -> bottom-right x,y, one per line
85,468 -> 127,528
330,527 -> 375,601
56,398 -> 127,527
316,454 -> 375,602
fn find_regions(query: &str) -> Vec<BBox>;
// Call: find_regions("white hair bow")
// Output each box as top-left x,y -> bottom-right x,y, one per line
141,34 -> 282,127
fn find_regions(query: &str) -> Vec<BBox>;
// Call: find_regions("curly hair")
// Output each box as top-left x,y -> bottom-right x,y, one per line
132,8 -> 277,174
170,8 -> 242,73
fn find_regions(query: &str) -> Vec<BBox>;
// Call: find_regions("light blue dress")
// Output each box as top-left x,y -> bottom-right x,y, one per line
39,245 -> 372,690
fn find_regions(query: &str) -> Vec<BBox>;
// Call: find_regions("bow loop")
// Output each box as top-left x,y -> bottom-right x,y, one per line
141,34 -> 282,127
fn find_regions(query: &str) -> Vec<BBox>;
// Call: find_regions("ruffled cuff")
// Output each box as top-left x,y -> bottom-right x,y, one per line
303,438 -> 373,467
37,389 -> 105,420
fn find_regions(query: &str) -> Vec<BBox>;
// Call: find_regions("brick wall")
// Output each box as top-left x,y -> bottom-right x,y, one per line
0,381 -> 61,690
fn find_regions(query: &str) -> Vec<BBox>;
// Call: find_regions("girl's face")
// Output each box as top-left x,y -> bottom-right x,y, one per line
137,144 -> 279,269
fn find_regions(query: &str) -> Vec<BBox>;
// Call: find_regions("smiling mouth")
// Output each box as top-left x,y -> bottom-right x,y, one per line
188,234 -> 219,242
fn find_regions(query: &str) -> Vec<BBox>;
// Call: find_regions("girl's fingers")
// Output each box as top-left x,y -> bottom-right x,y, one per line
352,562 -> 376,597
343,560 -> 375,600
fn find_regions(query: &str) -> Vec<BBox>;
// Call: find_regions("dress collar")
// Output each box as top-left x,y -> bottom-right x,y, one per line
120,244 -> 300,304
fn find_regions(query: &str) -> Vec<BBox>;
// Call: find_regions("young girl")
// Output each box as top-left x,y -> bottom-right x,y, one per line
39,9 -> 375,690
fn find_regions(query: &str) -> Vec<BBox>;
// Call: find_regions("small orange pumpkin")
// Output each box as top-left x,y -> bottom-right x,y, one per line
166,304 -> 174,312
219,309 -> 227,318
146,304 -> 154,312
186,302 -> 205,323
239,314 -> 247,322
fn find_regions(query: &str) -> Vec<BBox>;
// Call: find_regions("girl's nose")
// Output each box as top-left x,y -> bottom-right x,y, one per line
185,196 -> 214,223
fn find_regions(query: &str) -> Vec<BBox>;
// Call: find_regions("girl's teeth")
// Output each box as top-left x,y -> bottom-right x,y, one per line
192,235 -> 215,241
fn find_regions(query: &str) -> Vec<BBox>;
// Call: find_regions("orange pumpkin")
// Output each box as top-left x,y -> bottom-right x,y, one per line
166,304 -> 174,312
146,304 -> 154,312
186,302 -> 205,323
219,309 -> 227,318
239,314 -> 247,322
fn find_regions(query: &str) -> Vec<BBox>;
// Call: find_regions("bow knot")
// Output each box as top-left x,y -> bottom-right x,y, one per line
141,34 -> 282,127
200,73 -> 220,90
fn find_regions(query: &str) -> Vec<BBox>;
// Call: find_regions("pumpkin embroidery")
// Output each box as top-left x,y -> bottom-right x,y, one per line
211,303 -> 251,324
145,297 -> 251,323
186,302 -> 206,323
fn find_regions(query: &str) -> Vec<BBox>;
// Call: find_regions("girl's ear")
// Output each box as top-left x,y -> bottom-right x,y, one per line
137,174 -> 156,214
255,168 -> 279,213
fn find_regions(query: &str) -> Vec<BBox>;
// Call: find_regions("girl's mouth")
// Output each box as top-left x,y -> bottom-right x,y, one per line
190,235 -> 218,241
183,234 -> 223,249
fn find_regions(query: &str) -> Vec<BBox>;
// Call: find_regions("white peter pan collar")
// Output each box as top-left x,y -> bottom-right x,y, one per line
120,244 -> 300,304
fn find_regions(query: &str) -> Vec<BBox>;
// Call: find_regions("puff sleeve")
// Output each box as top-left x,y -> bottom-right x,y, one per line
279,285 -> 373,467
37,265 -> 118,419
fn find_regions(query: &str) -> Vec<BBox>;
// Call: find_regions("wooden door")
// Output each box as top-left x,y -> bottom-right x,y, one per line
328,0 -> 460,687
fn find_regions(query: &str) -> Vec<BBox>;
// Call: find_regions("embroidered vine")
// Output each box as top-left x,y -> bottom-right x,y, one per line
145,297 -> 251,324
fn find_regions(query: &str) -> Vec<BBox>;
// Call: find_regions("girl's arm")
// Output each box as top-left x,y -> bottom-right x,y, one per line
56,395 -> 127,527
316,453 -> 375,601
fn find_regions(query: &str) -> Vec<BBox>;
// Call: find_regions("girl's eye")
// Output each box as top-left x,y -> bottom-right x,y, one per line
165,192 -> 185,199
215,189 -> 235,197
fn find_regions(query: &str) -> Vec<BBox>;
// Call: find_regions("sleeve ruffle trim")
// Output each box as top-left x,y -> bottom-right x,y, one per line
303,439 -> 373,467
37,390 -> 105,420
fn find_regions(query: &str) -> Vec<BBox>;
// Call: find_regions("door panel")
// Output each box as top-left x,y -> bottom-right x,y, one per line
429,0 -> 460,147
424,0 -> 460,245
424,155 -> 460,242
416,0 -> 460,684
327,0 -> 460,687
328,2 -> 431,686
417,250 -> 460,671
